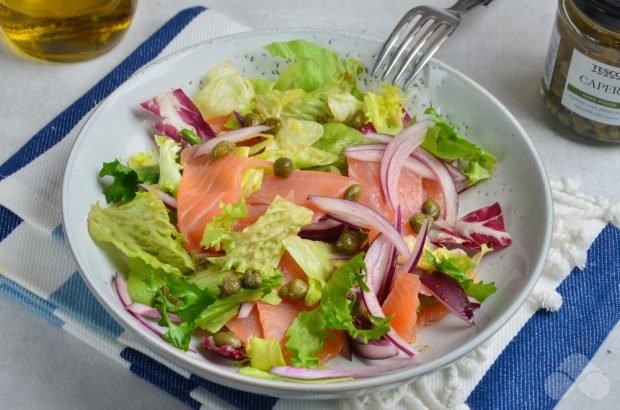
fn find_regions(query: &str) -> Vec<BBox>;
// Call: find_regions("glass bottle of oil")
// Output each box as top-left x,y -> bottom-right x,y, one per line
0,0 -> 137,62
542,0 -> 620,142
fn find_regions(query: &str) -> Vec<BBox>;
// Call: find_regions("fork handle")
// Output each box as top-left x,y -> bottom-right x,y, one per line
448,0 -> 493,15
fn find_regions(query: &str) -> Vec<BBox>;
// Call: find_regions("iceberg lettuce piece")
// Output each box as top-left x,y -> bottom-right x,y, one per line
327,92 -> 363,123
154,135 -> 182,196
282,236 -> 334,306
88,191 -> 194,275
363,85 -> 405,135
256,144 -> 338,169
246,338 -> 286,371
276,118 -> 324,147
208,196 -> 313,275
194,60 -> 256,119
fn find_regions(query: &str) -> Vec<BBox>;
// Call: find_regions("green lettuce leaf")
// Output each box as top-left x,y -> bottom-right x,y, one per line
126,257 -> 167,305
264,39 -> 345,92
363,85 -> 405,135
88,191 -> 194,275
194,60 -> 256,119
422,107 -> 497,186
282,236 -> 334,306
208,196 -> 313,275
200,199 -> 248,250
275,118 -> 324,146
246,338 -> 286,371
195,274 -> 282,332
188,266 -> 233,293
312,123 -> 369,173
154,135 -> 182,196
422,248 -> 496,302
285,254 -> 392,367
128,148 -> 157,169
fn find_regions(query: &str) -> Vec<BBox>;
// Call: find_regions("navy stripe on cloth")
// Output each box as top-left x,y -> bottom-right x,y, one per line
0,5 -> 206,182
119,347 -> 278,410
121,348 -> 202,409
0,206 -> 22,241
467,224 -> 620,409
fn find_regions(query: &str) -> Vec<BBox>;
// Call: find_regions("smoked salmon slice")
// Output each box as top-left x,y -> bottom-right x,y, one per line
225,305 -> 262,345
248,170 -> 354,223
381,273 -> 421,343
347,156 -> 444,234
176,148 -> 270,252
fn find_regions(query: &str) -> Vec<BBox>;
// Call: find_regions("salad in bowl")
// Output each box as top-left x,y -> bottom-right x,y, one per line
86,39 -> 512,382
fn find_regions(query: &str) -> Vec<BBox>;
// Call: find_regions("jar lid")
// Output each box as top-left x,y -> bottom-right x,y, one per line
572,0 -> 620,30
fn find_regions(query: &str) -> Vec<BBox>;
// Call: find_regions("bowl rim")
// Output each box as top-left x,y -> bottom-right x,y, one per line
61,27 -> 553,396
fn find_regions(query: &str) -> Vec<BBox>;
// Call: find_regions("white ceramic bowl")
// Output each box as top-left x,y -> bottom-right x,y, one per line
61,29 -> 553,399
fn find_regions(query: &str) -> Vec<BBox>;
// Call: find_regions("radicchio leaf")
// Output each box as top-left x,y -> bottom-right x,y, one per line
429,202 -> 512,252
202,336 -> 247,360
140,89 -> 215,144
419,271 -> 474,324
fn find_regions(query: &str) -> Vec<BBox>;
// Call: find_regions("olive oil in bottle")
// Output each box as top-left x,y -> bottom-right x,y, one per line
0,0 -> 137,62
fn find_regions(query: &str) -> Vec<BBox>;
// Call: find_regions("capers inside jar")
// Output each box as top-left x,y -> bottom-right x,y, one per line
541,0 -> 620,142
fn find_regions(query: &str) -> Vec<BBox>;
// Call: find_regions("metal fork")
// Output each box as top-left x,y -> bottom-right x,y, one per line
372,0 -> 493,89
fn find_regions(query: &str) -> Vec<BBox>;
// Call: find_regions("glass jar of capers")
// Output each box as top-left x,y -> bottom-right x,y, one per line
542,0 -> 620,142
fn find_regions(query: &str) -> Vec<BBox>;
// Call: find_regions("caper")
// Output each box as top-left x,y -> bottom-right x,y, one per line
421,199 -> 441,221
210,141 -> 235,161
273,157 -> 294,178
335,228 -> 360,255
278,278 -> 308,302
220,275 -> 241,296
343,184 -> 363,201
243,112 -> 262,127
263,117 -> 282,135
242,269 -> 262,289
409,213 -> 431,234
323,165 -> 341,175
213,331 -> 241,348
349,109 -> 366,129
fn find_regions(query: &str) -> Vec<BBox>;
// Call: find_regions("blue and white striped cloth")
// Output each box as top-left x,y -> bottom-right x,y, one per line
1,7 -> 619,409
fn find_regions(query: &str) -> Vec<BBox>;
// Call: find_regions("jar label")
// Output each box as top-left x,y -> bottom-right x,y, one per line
543,25 -> 560,91
561,49 -> 620,126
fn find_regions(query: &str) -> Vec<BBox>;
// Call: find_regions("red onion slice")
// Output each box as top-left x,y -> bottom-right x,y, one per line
444,162 -> 469,193
350,337 -> 399,360
238,302 -> 255,319
380,121 -> 429,211
113,274 -> 197,352
192,125 -> 271,158
363,235 -> 392,295
398,218 -> 430,275
345,145 -> 435,180
127,303 -> 182,323
299,219 -> 344,240
138,184 -> 177,209
270,358 -> 416,379
308,196 -> 410,257
419,271 -> 474,324
412,148 -> 458,225
359,132 -> 392,143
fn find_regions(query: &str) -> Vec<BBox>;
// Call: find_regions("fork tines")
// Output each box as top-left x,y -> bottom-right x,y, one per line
372,6 -> 459,89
